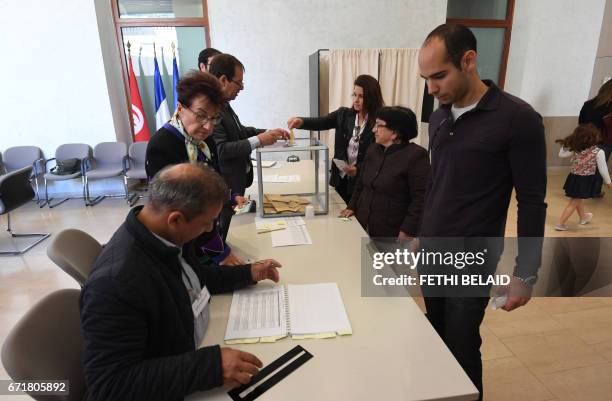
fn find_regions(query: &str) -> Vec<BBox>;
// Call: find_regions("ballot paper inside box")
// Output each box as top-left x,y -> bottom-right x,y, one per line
255,138 -> 329,218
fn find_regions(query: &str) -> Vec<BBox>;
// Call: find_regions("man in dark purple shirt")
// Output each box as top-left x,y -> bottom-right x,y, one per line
418,24 -> 547,400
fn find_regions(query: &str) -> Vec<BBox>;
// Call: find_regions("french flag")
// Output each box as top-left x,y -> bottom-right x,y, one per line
153,54 -> 170,129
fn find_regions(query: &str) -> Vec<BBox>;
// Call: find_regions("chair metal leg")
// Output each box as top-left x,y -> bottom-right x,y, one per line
40,177 -> 50,208
33,176 -> 41,203
0,213 -> 50,256
123,175 -> 129,202
84,176 -> 107,207
84,175 -> 90,206
46,177 -> 69,208
128,193 -> 140,206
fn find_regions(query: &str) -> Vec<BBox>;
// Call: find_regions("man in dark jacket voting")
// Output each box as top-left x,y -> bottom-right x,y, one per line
80,163 -> 282,401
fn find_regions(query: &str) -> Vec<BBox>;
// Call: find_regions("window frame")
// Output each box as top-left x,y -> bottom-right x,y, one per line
446,0 -> 515,88
110,0 -> 212,138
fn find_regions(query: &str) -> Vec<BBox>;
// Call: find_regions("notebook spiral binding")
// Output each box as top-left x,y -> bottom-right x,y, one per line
283,285 -> 291,335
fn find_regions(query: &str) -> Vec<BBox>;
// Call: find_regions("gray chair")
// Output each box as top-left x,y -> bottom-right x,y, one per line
42,143 -> 91,208
2,146 -> 45,203
47,228 -> 102,286
125,141 -> 149,206
84,142 -> 128,206
0,166 -> 50,255
1,289 -> 86,401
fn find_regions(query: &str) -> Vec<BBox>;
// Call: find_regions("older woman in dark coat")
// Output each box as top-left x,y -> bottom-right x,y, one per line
340,106 -> 430,240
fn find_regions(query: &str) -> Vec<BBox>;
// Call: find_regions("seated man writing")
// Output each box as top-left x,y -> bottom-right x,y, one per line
80,163 -> 281,401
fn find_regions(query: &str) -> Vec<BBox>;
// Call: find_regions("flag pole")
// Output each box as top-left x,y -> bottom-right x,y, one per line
171,41 -> 175,58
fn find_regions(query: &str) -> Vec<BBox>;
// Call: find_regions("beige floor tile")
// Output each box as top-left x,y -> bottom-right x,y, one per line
485,315 -> 565,339
530,297 -> 612,315
483,357 -> 555,401
538,363 -> 612,401
552,307 -> 612,344
501,331 -> 607,375
483,301 -> 550,324
481,324 -> 514,361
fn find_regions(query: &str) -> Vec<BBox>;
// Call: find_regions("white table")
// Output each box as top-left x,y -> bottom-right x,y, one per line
188,200 -> 478,401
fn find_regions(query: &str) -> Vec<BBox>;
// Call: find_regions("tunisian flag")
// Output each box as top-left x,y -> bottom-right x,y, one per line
128,57 -> 151,141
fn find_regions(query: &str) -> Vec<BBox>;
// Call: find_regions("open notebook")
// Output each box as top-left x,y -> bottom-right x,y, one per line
224,283 -> 352,344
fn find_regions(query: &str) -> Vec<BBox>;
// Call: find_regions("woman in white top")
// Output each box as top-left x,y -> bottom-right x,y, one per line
287,75 -> 384,203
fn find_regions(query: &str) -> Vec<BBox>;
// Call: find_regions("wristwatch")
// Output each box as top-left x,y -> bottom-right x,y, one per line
513,275 -> 537,286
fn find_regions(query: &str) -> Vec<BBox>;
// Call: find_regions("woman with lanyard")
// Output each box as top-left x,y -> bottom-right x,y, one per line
287,74 -> 384,203
146,71 -> 245,265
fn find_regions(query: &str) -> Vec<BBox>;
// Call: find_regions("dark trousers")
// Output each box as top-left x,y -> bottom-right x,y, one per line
424,296 -> 489,401
218,203 -> 235,242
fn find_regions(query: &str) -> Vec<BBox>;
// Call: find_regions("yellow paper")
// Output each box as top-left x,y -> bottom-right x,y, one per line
292,332 -> 337,340
225,338 -> 261,345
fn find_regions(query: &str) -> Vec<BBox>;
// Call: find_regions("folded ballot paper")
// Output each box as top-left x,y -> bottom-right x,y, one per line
262,194 -> 311,215
254,216 -> 305,233
224,283 -> 352,344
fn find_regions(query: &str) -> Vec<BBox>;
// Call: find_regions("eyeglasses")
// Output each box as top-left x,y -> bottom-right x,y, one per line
373,122 -> 388,130
185,106 -> 223,126
231,79 -> 244,89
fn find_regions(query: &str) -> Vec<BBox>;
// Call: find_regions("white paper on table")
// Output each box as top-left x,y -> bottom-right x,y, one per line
255,216 -> 288,231
253,174 -> 301,183
224,285 -> 286,340
288,283 -> 352,336
252,160 -> 277,168
271,225 -> 312,247
333,158 -> 348,178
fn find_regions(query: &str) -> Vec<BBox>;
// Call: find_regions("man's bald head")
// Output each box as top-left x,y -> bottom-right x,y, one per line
148,163 -> 229,221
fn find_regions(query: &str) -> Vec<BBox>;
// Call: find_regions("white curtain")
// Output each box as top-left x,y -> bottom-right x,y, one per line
326,49 -> 379,151
379,48 -> 426,145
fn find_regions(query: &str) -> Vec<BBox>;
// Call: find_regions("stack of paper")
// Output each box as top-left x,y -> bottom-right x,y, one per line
254,216 -> 305,233
271,225 -> 312,247
262,194 -> 310,215
224,283 -> 352,344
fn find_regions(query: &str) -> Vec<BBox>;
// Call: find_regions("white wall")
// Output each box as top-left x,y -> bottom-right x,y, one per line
207,0 -> 447,129
504,0 -> 606,116
0,1 -> 116,157
0,1 -> 119,196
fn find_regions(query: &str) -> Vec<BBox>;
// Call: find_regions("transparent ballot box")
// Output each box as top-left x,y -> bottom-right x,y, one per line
255,138 -> 329,217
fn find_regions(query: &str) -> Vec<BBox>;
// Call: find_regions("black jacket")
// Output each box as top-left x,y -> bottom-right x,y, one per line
300,107 -> 374,190
423,81 -> 546,279
80,207 -> 254,401
145,126 -> 220,179
348,142 -> 430,237
579,98 -> 611,131
212,103 -> 265,196
144,126 -> 232,254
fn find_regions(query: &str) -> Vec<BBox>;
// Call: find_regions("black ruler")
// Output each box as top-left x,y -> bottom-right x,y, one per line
228,345 -> 313,401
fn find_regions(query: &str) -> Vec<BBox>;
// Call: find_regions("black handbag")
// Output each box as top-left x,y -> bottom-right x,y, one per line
51,158 -> 81,175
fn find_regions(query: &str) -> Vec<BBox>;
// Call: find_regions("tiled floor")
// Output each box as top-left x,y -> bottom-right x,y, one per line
0,169 -> 611,401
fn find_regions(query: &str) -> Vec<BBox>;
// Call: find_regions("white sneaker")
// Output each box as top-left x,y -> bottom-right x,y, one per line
554,224 -> 568,231
580,213 -> 593,225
